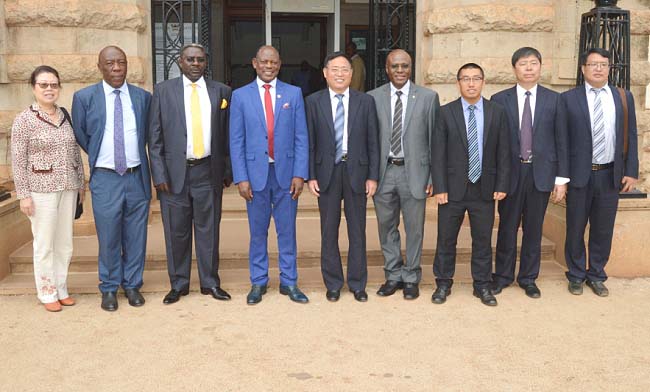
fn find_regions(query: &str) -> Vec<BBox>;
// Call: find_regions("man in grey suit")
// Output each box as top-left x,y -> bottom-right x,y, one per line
368,49 -> 439,300
148,44 -> 233,304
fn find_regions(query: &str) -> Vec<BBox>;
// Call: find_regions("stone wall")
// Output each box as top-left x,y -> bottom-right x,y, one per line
416,0 -> 650,190
0,0 -> 152,188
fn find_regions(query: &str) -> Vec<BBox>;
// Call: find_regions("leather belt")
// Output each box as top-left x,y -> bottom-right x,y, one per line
96,165 -> 140,174
187,156 -> 210,166
388,157 -> 405,166
592,162 -> 614,171
520,158 -> 533,164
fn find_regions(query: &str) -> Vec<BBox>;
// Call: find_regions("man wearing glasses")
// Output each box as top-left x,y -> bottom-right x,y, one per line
149,44 -> 233,305
561,48 -> 638,297
430,63 -> 510,306
306,51 -> 380,302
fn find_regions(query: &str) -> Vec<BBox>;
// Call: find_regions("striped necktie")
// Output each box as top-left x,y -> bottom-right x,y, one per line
390,91 -> 403,156
334,94 -> 345,163
467,105 -> 481,183
591,87 -> 606,163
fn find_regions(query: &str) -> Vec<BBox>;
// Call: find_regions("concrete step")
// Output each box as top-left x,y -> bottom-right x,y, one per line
0,260 -> 567,295
10,216 -> 554,273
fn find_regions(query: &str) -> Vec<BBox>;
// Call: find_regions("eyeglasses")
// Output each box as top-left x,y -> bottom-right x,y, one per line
458,76 -> 483,84
327,67 -> 352,75
35,82 -> 60,90
585,62 -> 610,69
183,56 -> 206,63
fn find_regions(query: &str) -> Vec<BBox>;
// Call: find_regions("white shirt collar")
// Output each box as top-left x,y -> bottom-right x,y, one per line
183,75 -> 206,89
256,77 -> 277,89
516,83 -> 538,97
102,80 -> 129,96
329,87 -> 350,99
390,80 -> 410,97
585,81 -> 610,94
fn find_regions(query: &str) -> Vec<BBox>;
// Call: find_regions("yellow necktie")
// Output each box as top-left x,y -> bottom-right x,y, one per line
191,83 -> 205,158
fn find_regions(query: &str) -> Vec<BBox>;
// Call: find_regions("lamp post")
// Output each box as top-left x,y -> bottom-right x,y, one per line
576,0 -> 630,89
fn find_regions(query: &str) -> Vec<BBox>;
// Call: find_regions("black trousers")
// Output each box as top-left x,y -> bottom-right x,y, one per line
565,167 -> 618,283
160,159 -> 223,290
433,180 -> 494,290
494,163 -> 550,286
318,162 -> 368,292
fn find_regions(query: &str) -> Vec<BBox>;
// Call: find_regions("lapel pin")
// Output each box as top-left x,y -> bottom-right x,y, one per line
277,94 -> 281,99
282,102 -> 290,109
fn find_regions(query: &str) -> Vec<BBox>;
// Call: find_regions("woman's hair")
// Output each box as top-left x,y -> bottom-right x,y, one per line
29,65 -> 61,87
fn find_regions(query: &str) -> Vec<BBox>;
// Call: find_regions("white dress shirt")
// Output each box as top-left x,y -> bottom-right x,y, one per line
585,82 -> 616,164
256,77 -> 277,162
183,75 -> 212,159
96,80 -> 140,169
329,88 -> 350,154
516,83 -> 569,185
389,80 -> 410,158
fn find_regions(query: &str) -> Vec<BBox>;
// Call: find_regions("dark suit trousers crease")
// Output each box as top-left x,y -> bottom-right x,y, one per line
318,162 -> 368,292
160,160 -> 223,290
565,167 -> 618,283
434,180 -> 494,290
494,163 -> 550,286
374,164 -> 425,283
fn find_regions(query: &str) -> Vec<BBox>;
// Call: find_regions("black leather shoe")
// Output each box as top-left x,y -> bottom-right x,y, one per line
124,288 -> 145,307
568,281 -> 583,295
403,283 -> 419,300
326,290 -> 340,302
473,288 -> 498,306
586,280 -> 609,297
101,291 -> 118,311
163,288 -> 189,304
519,283 -> 541,299
246,285 -> 267,305
351,289 -> 368,302
490,281 -> 506,295
376,280 -> 403,297
431,286 -> 451,304
200,286 -> 231,301
279,285 -> 309,303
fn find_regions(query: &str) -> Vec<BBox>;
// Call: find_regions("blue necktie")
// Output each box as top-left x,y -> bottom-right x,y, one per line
467,105 -> 481,183
334,94 -> 345,163
113,90 -> 127,175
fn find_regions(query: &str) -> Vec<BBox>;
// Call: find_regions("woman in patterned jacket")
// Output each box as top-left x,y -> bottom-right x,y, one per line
11,65 -> 85,312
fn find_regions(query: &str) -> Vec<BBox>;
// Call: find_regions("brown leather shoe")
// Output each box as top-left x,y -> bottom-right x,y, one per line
59,297 -> 76,306
44,301 -> 62,312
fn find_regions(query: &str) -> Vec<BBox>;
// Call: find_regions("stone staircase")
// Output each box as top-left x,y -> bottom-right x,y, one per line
0,188 -> 566,295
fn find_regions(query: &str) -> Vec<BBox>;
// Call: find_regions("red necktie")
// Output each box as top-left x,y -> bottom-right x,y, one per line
263,84 -> 274,160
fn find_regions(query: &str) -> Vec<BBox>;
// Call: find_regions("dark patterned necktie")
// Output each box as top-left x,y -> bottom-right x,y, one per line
390,91 -> 403,156
520,91 -> 533,160
113,90 -> 127,175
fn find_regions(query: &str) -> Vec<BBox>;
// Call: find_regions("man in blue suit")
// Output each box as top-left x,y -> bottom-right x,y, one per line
561,48 -> 638,297
72,46 -> 152,311
491,47 -> 569,299
230,45 -> 309,305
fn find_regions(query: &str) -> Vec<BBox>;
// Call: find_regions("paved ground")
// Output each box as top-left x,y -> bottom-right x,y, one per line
1,278 -> 649,391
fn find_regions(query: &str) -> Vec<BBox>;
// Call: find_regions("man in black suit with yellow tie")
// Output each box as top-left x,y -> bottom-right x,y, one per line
431,63 -> 510,306
306,51 -> 380,302
491,47 -> 569,299
561,48 -> 638,297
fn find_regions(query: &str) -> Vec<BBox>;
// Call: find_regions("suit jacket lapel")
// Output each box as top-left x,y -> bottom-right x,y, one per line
248,81 -> 267,133
93,83 -> 107,134
347,90 -> 360,137
318,90 -> 335,139
533,86 -> 547,134
206,79 -> 219,120
274,81 -> 284,127
483,98 -> 492,149
174,77 -> 187,133
403,84 -> 416,134
610,84 -> 623,146
577,87 -> 591,133
504,87 -> 519,142
127,84 -> 142,138
451,98 -> 468,151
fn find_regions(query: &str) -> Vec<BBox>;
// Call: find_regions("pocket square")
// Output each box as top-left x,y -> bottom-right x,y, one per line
282,102 -> 290,109
220,98 -> 228,109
